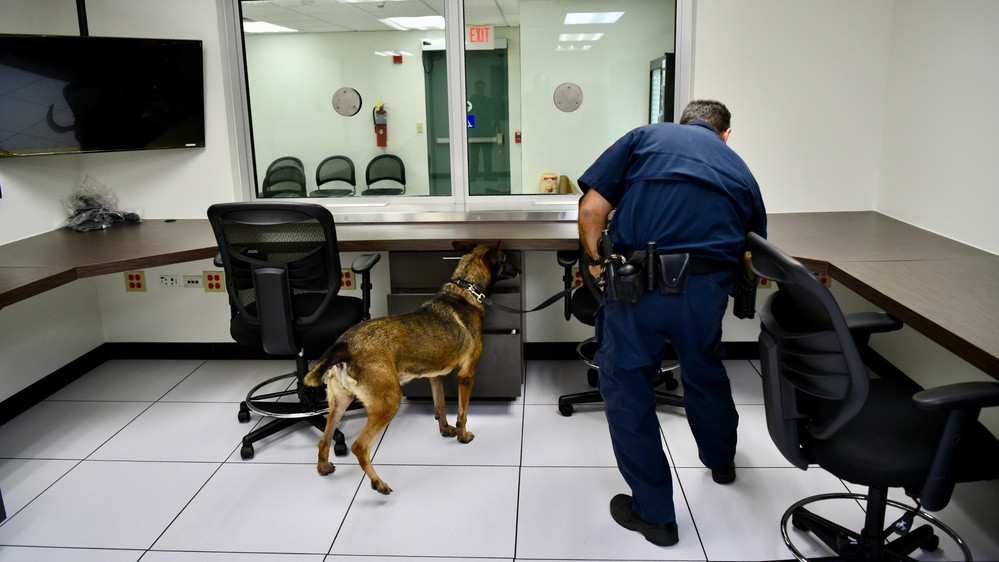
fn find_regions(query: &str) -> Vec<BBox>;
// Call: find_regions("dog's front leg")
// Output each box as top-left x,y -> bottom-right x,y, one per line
455,370 -> 475,443
429,376 -> 457,437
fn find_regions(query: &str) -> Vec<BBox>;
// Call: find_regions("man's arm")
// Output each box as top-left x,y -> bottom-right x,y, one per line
578,188 -> 613,278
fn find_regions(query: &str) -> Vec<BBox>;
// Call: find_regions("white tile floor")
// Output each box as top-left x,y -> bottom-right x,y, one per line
1,358 -> 997,561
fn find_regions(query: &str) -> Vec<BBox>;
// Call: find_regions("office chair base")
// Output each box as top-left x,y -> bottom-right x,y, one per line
779,493 -> 971,562
238,372 -> 351,460
560,337 -> 683,416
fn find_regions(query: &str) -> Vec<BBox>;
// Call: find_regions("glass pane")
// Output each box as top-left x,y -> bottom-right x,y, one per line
241,0 -> 450,200
464,0 -> 676,196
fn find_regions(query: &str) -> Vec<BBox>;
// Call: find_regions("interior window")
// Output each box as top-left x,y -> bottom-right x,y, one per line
238,0 -> 675,208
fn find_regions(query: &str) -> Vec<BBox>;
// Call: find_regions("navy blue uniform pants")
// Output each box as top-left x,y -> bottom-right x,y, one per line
595,270 -> 738,523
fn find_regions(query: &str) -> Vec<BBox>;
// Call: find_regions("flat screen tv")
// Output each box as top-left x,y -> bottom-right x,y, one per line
0,34 -> 204,157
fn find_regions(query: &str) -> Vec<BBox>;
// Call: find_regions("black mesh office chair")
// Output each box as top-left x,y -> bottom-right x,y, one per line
362,154 -> 406,196
261,165 -> 307,198
312,155 -> 356,197
556,248 -> 683,416
207,202 -> 380,459
749,232 -> 999,562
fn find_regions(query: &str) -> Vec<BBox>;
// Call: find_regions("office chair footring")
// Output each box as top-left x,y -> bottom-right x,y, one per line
779,493 -> 971,562
575,338 -> 679,384
244,373 -> 330,419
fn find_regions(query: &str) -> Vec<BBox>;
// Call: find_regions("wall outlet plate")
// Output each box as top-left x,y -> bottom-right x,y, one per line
340,269 -> 356,290
124,270 -> 146,292
203,271 -> 225,292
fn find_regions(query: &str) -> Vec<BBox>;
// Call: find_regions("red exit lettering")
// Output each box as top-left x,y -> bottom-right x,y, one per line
469,27 -> 490,43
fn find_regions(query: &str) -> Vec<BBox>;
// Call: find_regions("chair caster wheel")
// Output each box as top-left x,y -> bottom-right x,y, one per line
791,511 -> 808,531
921,535 -> 940,552
334,441 -> 348,457
587,368 -> 599,388
559,402 -> 574,416
240,443 -> 254,459
663,375 -> 679,391
237,409 -> 250,423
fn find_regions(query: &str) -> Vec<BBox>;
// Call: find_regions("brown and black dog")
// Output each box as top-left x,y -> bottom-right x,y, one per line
303,242 -> 519,494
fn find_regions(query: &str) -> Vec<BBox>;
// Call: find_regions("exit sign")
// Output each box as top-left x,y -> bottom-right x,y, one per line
466,25 -> 494,50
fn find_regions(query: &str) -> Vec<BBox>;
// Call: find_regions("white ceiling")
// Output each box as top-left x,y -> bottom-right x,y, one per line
241,0 -> 520,33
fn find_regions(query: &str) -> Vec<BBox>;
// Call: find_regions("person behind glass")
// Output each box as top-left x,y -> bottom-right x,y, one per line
576,99 -> 767,547
468,79 -> 499,180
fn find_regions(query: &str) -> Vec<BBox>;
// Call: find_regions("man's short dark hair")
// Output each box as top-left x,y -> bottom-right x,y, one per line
679,99 -> 731,133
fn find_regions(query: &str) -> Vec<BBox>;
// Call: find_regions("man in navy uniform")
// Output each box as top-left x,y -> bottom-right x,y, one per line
577,99 -> 767,546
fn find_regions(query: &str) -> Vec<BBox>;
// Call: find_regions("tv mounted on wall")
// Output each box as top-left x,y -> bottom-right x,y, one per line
0,34 -> 205,158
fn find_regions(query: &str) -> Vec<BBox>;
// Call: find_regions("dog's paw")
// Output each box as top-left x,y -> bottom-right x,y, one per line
317,461 -> 336,476
440,425 -> 458,438
458,431 -> 475,444
371,479 -> 393,495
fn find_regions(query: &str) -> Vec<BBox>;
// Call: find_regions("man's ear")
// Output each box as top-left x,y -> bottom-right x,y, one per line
720,128 -> 732,143
452,241 -> 476,253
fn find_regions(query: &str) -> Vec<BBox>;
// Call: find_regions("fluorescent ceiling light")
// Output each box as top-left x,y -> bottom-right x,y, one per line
564,12 -> 624,25
379,16 -> 445,31
558,33 -> 604,42
243,21 -> 298,34
337,0 -> 406,3
375,50 -> 414,57
556,44 -> 592,52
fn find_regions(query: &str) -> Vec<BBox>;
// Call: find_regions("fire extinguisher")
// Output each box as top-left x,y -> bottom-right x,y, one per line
373,102 -> 388,147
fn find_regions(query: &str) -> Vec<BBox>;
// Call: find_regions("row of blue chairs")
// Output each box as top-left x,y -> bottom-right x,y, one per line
261,154 -> 406,198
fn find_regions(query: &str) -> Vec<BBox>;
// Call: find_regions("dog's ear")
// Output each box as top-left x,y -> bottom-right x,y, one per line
452,241 -> 477,253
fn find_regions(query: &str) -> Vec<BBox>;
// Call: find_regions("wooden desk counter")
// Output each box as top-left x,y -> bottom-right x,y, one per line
831,258 -> 999,377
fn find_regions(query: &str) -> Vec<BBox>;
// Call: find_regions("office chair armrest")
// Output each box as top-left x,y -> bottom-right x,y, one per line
557,250 -> 579,321
351,253 -> 381,321
845,311 -> 902,338
351,253 -> 381,274
913,381 -> 999,412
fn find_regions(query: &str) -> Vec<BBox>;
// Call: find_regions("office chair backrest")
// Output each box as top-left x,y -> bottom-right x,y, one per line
316,155 -> 355,188
748,232 -> 870,469
365,154 -> 406,193
261,166 -> 307,198
207,202 -> 343,355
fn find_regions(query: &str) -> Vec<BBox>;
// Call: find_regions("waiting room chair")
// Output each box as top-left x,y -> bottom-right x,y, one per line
312,155 -> 356,197
207,202 -> 380,459
362,154 -> 406,196
261,165 -> 307,198
749,231 -> 999,561
265,156 -> 304,176
556,248 -> 683,416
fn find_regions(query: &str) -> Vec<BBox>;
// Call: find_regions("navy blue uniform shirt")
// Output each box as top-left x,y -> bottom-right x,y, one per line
578,120 -> 767,263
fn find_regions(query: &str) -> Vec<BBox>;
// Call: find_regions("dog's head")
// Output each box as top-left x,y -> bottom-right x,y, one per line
451,241 -> 520,294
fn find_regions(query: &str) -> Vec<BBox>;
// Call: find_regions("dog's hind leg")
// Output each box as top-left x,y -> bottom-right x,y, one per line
317,381 -> 353,476
429,376 -> 457,438
352,384 -> 401,495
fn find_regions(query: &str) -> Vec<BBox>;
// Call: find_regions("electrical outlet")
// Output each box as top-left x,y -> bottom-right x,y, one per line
183,275 -> 202,288
813,272 -> 832,287
757,276 -> 772,289
203,271 -> 225,292
340,269 -> 356,290
570,267 -> 584,288
124,270 -> 146,292
159,275 -> 181,288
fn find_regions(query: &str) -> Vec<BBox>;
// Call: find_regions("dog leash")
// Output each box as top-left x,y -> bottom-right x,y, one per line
450,279 -> 575,315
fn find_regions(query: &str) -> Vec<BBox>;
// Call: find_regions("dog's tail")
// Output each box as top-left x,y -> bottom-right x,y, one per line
303,343 -> 351,388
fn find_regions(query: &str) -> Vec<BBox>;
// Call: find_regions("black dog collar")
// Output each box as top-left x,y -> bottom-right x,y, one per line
451,279 -> 487,303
